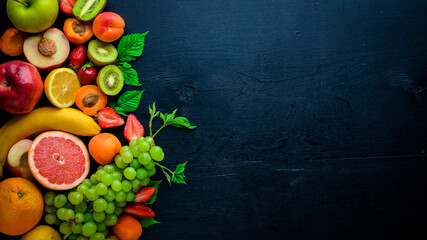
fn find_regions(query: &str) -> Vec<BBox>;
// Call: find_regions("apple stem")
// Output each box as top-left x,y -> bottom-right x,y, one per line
12,0 -> 29,7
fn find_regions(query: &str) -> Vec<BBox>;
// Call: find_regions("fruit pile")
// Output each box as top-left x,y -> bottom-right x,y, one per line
0,0 -> 195,239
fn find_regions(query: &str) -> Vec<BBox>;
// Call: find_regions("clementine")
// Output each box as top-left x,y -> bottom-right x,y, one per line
0,177 -> 44,236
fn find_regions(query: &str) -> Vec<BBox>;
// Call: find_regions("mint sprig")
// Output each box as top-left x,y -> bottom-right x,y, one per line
154,162 -> 188,186
117,32 -> 148,63
107,90 -> 145,116
117,62 -> 141,86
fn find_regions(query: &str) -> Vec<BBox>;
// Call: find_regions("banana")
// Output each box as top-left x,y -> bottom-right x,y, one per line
0,107 -> 101,177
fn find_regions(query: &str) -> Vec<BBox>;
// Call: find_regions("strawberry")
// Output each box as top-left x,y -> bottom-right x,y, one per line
97,107 -> 125,128
124,114 -> 145,141
134,187 -> 156,203
124,203 -> 155,218
69,44 -> 87,71
59,0 -> 77,16
77,62 -> 98,85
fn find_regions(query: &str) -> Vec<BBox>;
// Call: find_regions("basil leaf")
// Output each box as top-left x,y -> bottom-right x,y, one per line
171,117 -> 197,129
117,90 -> 144,113
140,217 -> 160,228
117,32 -> 148,63
174,161 -> 187,175
118,64 -> 141,86
146,180 -> 162,205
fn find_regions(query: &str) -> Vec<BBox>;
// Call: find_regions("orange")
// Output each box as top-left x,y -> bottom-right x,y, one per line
28,131 -> 90,190
0,177 -> 44,236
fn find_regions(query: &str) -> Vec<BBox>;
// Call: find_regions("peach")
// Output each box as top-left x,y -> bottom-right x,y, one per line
7,139 -> 34,180
23,28 -> 70,70
93,12 -> 125,43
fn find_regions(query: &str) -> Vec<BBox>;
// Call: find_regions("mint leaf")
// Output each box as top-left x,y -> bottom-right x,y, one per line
171,173 -> 186,184
174,161 -> 187,175
171,117 -> 197,129
118,64 -> 141,86
117,90 -> 144,113
140,217 -> 160,228
107,97 -> 116,108
146,180 -> 162,205
117,32 -> 148,63
114,106 -> 127,116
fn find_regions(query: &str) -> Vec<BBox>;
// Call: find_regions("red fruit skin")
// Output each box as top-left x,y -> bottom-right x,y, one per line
134,187 -> 156,203
60,0 -> 77,16
124,114 -> 145,142
78,66 -> 98,85
0,61 -> 43,114
124,203 -> 155,218
69,45 -> 87,71
97,107 -> 125,128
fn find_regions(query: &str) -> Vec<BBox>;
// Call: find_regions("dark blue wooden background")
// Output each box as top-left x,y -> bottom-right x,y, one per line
1,0 -> 427,239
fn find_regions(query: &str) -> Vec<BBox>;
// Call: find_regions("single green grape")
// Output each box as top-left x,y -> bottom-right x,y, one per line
56,208 -> 67,220
119,146 -> 131,155
44,191 -> 56,205
105,202 -> 115,214
121,151 -> 134,164
102,173 -> 113,186
129,139 -> 138,148
136,136 -> 145,145
101,229 -> 109,237
64,201 -> 74,209
96,222 -> 107,232
121,180 -> 132,192
45,204 -> 56,214
131,178 -> 141,190
90,174 -> 99,185
82,179 -> 92,188
96,169 -> 107,182
115,191 -> 126,202
131,145 -> 140,157
93,211 -> 105,222
64,208 -> 75,221
103,164 -> 115,173
143,160 -> 155,170
124,167 -> 136,180
136,168 -> 148,180
97,165 -> 104,171
141,177 -> 151,186
84,212 -> 94,223
115,200 -> 127,208
111,180 -> 122,192
147,167 -> 157,177
113,206 -> 123,216
75,201 -> 88,213
68,233 -> 77,240
137,152 -> 151,165
72,223 -> 83,234
104,189 -> 116,202
54,194 -> 67,208
111,171 -> 122,181
138,140 -> 151,153
114,155 -> 128,169
82,222 -> 97,237
60,222 -> 72,234
95,183 -> 108,195
144,136 -> 155,146
77,184 -> 89,195
86,188 -> 99,201
125,192 -> 135,202
130,159 -> 142,169
75,212 -> 85,223
68,191 -> 84,205
104,214 -> 118,226
45,213 -> 57,225
93,198 -> 108,212
150,146 -> 164,161
90,232 -> 105,240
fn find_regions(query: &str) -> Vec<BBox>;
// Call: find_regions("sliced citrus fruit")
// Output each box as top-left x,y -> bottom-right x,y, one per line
28,131 -> 90,190
44,67 -> 81,108
0,177 -> 44,236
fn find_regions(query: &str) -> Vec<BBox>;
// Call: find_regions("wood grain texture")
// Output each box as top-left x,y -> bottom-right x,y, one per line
1,0 -> 427,239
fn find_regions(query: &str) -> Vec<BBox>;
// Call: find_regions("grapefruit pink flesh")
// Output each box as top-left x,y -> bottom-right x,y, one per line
28,131 -> 90,190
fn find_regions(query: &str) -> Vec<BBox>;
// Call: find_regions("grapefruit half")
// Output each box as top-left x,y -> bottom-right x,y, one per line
28,131 -> 90,190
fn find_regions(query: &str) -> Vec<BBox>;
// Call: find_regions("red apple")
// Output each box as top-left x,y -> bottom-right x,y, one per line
0,60 -> 43,114
7,139 -> 34,180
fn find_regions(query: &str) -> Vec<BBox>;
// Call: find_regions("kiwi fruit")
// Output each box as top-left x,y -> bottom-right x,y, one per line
88,39 -> 118,67
73,0 -> 107,21
97,65 -> 124,96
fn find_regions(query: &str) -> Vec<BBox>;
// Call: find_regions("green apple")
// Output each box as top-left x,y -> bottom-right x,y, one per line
6,0 -> 59,33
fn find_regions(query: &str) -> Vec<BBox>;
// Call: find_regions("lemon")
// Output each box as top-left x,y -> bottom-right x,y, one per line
21,225 -> 62,240
44,68 -> 81,108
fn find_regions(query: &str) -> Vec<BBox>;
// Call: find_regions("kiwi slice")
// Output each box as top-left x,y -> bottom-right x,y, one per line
88,39 -> 118,67
73,0 -> 107,21
97,65 -> 124,96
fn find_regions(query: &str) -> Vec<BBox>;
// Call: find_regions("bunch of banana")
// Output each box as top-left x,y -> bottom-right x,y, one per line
0,107 -> 101,177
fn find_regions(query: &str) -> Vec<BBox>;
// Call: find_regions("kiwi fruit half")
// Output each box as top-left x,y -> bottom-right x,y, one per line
73,0 -> 107,21
88,39 -> 118,67
97,65 -> 124,96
